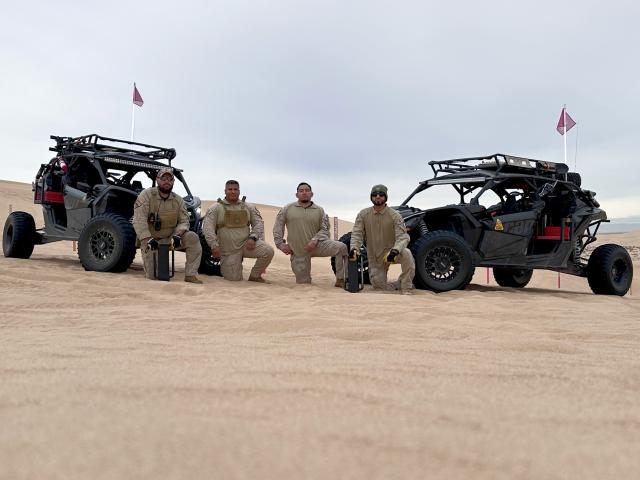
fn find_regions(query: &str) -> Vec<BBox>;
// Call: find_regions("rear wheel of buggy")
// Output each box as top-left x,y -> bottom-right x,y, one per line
198,237 -> 222,276
587,244 -> 633,295
78,213 -> 137,272
3,212 -> 36,259
330,232 -> 370,284
493,267 -> 533,288
412,231 -> 475,292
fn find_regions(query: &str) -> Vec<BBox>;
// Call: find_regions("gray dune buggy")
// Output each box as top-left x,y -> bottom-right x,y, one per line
3,134 -> 220,276
333,154 -> 633,295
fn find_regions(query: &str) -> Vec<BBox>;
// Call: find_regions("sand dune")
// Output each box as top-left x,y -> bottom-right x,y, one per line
1,179 -> 639,480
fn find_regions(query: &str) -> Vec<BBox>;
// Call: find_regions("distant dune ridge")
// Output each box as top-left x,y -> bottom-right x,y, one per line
1,179 -> 639,480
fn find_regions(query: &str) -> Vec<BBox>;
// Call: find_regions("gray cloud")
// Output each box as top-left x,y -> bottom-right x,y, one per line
2,0 -> 639,222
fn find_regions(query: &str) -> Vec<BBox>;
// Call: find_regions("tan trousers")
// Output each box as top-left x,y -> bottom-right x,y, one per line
141,231 -> 202,279
368,249 -> 415,291
290,239 -> 348,284
220,240 -> 274,281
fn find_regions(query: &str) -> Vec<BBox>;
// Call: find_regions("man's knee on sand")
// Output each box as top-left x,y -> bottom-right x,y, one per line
369,263 -> 390,290
284,252 -> 310,283
180,231 -> 201,250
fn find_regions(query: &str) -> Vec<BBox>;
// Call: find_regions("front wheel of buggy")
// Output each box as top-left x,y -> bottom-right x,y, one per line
3,211 -> 36,259
493,267 -> 533,288
412,231 -> 475,292
78,213 -> 137,272
587,244 -> 633,295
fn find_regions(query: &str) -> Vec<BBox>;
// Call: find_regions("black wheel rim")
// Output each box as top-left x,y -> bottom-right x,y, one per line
425,246 -> 461,282
89,229 -> 115,261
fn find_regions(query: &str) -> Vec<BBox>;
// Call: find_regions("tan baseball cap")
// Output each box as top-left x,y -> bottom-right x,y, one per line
157,167 -> 174,178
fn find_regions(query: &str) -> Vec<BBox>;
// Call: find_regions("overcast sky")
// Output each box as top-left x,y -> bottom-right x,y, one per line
2,0 -> 639,221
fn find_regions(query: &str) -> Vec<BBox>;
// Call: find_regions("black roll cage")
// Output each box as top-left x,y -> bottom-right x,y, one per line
401,153 -> 573,206
48,134 -> 194,198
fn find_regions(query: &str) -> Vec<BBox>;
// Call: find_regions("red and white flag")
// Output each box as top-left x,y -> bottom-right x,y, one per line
133,83 -> 144,107
556,107 -> 576,135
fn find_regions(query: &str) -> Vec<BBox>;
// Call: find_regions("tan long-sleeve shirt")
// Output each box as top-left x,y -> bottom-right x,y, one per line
350,205 -> 409,265
273,202 -> 329,256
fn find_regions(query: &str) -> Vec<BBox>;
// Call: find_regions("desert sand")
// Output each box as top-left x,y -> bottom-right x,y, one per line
1,179 -> 639,480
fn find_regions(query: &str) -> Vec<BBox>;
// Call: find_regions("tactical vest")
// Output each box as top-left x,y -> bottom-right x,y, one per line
147,190 -> 179,238
216,197 -> 250,229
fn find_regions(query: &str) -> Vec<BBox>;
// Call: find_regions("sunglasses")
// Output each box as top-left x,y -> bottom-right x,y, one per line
159,175 -> 174,182
371,192 -> 386,197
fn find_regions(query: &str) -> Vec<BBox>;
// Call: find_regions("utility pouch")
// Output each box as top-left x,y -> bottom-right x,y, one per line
224,208 -> 250,228
148,212 -> 163,232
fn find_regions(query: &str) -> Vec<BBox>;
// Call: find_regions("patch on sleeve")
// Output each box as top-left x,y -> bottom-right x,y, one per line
134,199 -> 146,208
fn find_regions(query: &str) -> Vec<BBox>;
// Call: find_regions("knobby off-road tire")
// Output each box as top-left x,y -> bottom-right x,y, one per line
3,211 -> 36,259
330,232 -> 370,285
198,236 -> 222,276
78,213 -> 137,272
493,267 -> 533,288
411,230 -> 475,292
587,244 -> 633,295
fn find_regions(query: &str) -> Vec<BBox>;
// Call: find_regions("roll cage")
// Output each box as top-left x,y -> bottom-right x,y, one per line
46,134 -> 194,197
400,153 -> 595,208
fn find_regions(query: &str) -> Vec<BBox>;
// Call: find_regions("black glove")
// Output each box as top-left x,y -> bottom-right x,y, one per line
349,248 -> 359,261
146,238 -> 159,251
385,248 -> 399,263
171,234 -> 182,249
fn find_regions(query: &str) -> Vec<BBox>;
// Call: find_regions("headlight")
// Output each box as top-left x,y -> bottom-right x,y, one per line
196,206 -> 201,217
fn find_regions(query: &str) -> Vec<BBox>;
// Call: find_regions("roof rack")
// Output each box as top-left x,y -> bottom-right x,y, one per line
428,153 -> 568,177
49,134 -> 177,164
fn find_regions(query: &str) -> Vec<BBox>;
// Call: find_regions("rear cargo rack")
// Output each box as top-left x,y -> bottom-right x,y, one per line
428,153 -> 569,177
49,134 -> 177,164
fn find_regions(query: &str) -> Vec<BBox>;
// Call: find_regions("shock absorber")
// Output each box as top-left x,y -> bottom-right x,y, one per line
574,237 -> 583,261
418,219 -> 429,237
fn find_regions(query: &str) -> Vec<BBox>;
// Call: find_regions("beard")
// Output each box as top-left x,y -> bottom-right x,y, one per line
371,196 -> 386,206
158,184 -> 173,195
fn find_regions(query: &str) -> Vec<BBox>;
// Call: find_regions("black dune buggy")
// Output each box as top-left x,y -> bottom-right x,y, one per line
333,154 -> 633,295
2,134 -> 220,276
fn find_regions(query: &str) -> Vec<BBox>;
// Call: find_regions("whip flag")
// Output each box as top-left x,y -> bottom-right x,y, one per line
131,82 -> 144,141
133,83 -> 144,107
556,105 -> 579,171
556,107 -> 576,135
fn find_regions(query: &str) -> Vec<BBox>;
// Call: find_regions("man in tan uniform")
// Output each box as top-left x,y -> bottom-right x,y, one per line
350,184 -> 415,294
132,167 -> 203,283
273,182 -> 348,286
202,180 -> 273,282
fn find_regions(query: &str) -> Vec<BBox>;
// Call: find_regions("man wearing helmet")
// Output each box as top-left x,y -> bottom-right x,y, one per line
349,185 -> 415,294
